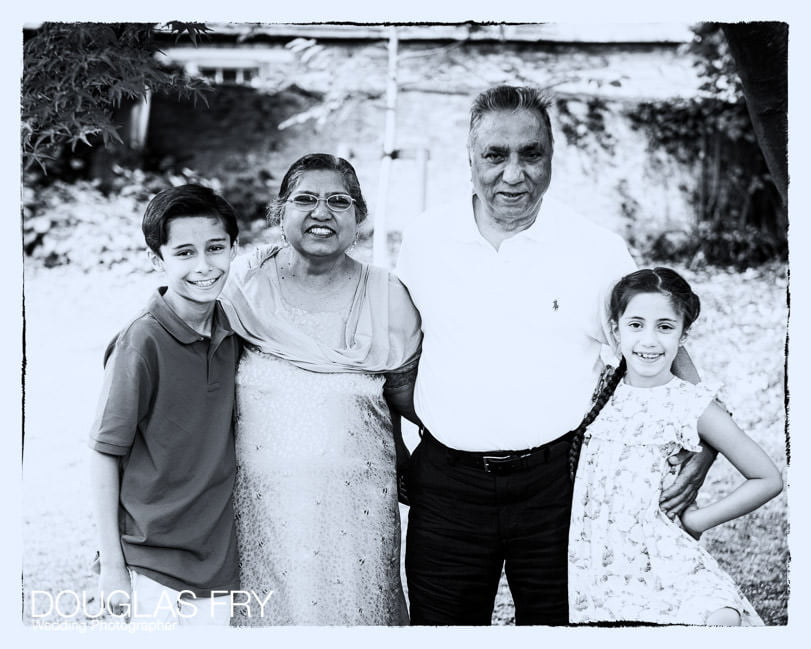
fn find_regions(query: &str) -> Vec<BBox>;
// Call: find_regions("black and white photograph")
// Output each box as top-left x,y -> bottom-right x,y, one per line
9,1 -> 806,642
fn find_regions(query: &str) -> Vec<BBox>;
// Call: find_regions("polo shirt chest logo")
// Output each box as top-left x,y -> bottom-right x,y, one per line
553,299 -> 559,311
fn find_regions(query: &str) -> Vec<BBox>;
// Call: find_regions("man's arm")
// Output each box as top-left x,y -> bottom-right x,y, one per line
660,345 -> 717,517
90,450 -> 131,617
671,345 -> 700,384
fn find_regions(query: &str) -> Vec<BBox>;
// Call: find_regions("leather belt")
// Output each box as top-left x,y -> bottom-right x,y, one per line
419,427 -> 574,475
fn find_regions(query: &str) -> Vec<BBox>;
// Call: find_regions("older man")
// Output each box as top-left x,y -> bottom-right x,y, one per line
395,85 -> 712,625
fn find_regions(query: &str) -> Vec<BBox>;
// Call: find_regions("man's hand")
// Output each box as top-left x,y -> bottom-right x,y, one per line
659,445 -> 716,518
99,564 -> 132,620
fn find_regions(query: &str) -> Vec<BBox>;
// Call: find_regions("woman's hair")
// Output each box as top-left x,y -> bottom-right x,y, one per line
267,153 -> 368,225
569,267 -> 700,480
609,267 -> 701,331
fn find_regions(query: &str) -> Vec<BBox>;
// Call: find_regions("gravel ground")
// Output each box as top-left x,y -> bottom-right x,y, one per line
21,260 -> 789,627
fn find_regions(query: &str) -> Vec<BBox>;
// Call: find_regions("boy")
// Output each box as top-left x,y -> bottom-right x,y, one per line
89,184 -> 241,626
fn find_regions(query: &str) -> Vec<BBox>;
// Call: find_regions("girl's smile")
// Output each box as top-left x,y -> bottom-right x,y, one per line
614,292 -> 685,387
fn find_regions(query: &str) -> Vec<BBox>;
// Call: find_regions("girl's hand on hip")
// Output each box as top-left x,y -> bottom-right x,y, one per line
679,502 -> 704,540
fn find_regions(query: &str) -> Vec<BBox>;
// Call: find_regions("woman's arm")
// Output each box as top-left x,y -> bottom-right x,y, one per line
680,401 -> 783,538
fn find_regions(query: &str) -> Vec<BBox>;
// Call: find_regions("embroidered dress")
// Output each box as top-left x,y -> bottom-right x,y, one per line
568,377 -> 763,625
232,305 -> 408,625
220,246 -> 420,626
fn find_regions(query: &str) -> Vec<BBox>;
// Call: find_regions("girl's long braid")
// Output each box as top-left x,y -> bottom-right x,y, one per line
568,357 -> 627,481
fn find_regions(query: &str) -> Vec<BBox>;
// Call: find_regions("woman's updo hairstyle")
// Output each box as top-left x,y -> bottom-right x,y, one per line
609,267 -> 701,332
267,153 -> 369,226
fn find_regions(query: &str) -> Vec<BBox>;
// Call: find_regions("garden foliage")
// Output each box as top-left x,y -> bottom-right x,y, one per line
627,24 -> 786,269
22,22 -> 210,173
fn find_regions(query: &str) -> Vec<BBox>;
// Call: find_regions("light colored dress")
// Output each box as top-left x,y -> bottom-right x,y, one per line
220,246 -> 420,626
568,377 -> 764,626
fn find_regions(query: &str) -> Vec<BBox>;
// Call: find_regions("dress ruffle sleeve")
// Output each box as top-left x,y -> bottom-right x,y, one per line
673,381 -> 722,452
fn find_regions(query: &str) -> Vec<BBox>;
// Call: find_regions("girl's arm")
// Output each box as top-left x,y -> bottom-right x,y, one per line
680,401 -> 783,538
90,450 -> 132,617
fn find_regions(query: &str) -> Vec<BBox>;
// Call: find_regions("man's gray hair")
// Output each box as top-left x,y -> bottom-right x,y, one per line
468,85 -> 554,151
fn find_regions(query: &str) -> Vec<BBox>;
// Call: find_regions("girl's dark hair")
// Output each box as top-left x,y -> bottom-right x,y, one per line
569,358 -> 626,480
569,267 -> 700,480
267,153 -> 368,225
142,184 -> 239,257
609,267 -> 701,331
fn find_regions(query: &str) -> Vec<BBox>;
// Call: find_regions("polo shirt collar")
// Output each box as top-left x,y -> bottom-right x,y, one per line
456,192 -> 485,244
516,200 -> 560,243
148,288 -> 233,345
463,193 -> 560,245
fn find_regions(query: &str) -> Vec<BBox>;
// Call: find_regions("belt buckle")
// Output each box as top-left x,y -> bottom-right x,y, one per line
482,454 -> 514,474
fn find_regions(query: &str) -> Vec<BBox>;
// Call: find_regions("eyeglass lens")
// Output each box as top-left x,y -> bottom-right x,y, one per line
290,194 -> 354,211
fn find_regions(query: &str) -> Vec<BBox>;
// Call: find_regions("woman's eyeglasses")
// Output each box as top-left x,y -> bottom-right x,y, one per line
286,193 -> 356,212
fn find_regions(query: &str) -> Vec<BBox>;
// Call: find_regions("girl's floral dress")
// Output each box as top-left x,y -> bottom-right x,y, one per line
568,377 -> 763,625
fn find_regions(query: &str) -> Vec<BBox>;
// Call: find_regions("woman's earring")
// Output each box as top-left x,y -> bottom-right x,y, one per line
348,229 -> 359,253
279,218 -> 288,246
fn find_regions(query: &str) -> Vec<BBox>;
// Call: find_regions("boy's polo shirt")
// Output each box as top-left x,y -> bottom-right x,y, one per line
90,288 -> 241,596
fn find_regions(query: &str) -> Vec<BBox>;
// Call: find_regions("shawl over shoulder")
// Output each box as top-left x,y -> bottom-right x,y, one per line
220,245 -> 422,373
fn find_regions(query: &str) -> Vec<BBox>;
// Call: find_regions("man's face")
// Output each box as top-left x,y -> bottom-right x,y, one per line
469,109 -> 552,229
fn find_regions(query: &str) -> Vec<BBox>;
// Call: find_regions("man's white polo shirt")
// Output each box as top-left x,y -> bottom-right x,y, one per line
395,194 -> 636,452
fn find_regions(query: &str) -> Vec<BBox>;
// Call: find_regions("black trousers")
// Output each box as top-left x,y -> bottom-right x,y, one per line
405,432 -> 573,626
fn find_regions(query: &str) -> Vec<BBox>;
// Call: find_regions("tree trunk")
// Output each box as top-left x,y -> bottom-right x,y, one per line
722,22 -> 788,206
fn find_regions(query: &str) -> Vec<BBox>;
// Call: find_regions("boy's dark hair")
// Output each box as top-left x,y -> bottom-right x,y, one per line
142,184 -> 239,257
267,153 -> 369,226
568,267 -> 700,479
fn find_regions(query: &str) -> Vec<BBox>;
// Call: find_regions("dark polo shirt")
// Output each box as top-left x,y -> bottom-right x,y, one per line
90,288 -> 240,596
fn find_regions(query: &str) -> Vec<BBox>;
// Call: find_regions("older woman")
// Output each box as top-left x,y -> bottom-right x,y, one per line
220,154 -> 421,625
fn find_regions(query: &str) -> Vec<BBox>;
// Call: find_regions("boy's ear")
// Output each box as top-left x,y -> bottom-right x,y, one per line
229,239 -> 238,259
147,249 -> 164,272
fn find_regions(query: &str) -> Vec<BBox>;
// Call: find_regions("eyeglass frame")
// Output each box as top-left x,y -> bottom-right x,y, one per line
285,192 -> 357,212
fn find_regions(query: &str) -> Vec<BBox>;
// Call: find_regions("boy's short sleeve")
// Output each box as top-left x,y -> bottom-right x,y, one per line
89,336 -> 154,456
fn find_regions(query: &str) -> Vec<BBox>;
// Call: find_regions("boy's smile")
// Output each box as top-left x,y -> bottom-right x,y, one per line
148,215 -> 236,325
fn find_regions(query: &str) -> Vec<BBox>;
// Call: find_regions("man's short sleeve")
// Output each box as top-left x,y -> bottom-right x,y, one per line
593,232 -> 638,346
89,337 -> 154,456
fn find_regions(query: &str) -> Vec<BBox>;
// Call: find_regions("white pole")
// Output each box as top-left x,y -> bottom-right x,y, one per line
416,147 -> 429,213
373,27 -> 399,268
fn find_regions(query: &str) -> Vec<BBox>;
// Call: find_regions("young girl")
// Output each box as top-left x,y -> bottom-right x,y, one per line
568,267 -> 783,626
